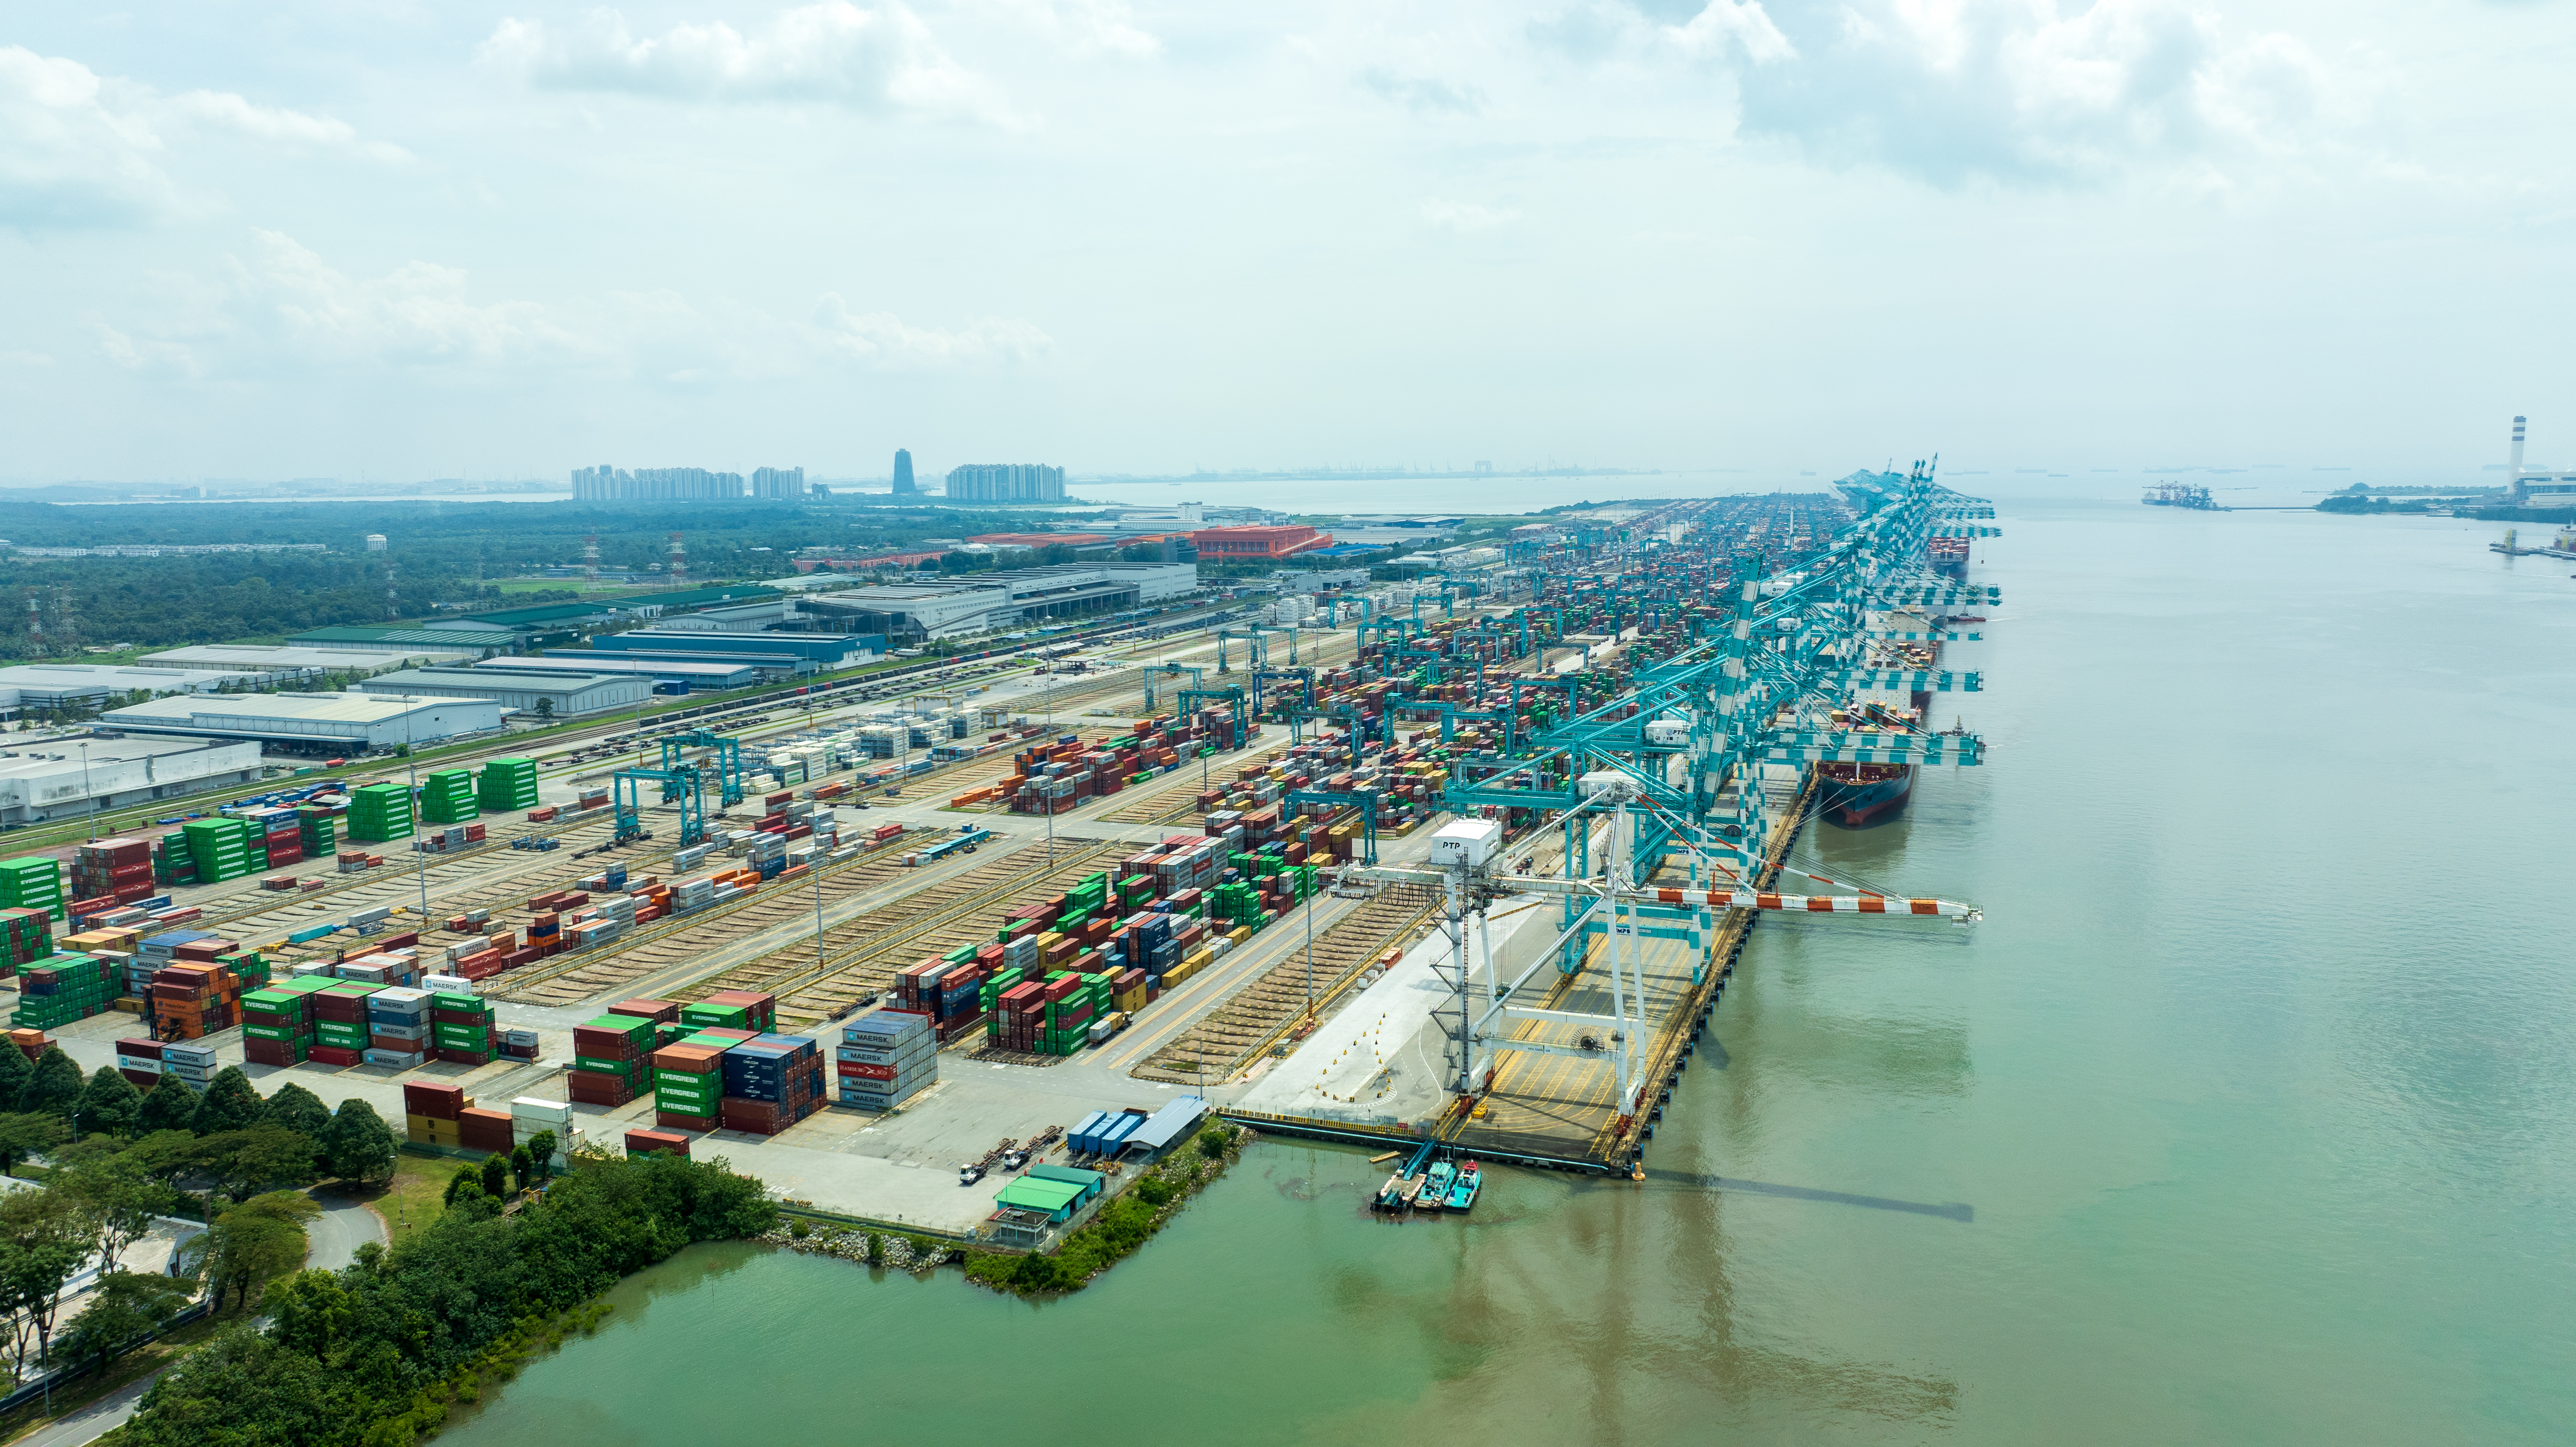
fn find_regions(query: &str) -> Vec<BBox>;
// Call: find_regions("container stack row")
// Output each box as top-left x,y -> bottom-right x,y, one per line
835,1008 -> 933,1110
0,857 -> 64,921
478,757 -> 540,811
71,838 -> 154,909
346,782 -> 415,844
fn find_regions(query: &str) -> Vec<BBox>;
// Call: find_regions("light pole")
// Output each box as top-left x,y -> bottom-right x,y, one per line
1038,776 -> 1072,870
76,741 -> 95,842
405,704 -> 427,921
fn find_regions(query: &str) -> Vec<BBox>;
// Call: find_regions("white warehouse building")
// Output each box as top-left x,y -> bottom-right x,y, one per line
0,736 -> 264,827
98,693 -> 505,753
353,666 -> 649,717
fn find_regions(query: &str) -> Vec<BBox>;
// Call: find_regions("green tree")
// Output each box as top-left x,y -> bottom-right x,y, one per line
320,1100 -> 396,1187
137,1074 -> 200,1135
18,1045 -> 83,1119
443,1163 -> 482,1207
0,1040 -> 32,1108
204,1127 -> 322,1204
56,1152 -> 163,1278
0,1113 -> 66,1177
74,1066 -> 143,1139
187,1193 -> 315,1310
53,1271 -> 193,1376
0,1186 -> 93,1376
532,698 -> 555,721
188,1068 -> 263,1136
509,1144 -> 533,1191
523,1129 -> 558,1183
479,1153 -> 508,1198
255,1081 -> 330,1139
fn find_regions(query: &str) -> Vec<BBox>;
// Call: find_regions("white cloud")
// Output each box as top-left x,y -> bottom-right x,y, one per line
1420,198 -> 1521,232
971,0 -> 1160,59
1717,0 -> 2378,185
478,3 -> 1022,126
812,293 -> 1054,369
1666,0 -> 1794,64
0,46 -> 175,229
1361,67 -> 1484,117
0,45 -> 406,231
227,231 -> 600,368
90,232 -> 1050,382
163,90 -> 412,164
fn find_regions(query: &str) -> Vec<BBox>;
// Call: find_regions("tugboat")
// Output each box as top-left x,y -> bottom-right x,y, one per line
1422,1159 -> 1456,1210
1445,1160 -> 1481,1212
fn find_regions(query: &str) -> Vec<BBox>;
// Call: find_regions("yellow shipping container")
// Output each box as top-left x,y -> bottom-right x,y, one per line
1228,926 -> 1252,945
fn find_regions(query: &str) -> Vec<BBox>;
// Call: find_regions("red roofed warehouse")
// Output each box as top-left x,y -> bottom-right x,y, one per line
1189,525 -> 1334,560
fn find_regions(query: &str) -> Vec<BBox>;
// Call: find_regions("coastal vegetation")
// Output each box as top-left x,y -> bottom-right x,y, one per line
117,1151 -> 773,1447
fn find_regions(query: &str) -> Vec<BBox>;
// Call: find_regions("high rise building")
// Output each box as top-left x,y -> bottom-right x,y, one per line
570,466 -> 747,501
752,466 -> 809,500
892,449 -> 916,495
943,464 -> 1066,503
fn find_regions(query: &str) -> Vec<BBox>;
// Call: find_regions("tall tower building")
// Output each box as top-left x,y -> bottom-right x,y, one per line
893,449 -> 916,495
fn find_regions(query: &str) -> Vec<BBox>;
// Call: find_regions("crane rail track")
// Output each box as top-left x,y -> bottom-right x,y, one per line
671,840 -> 1126,1027
1136,883 -> 1443,1084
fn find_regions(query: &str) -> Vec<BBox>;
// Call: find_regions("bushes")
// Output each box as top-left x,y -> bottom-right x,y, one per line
121,1152 -> 775,1447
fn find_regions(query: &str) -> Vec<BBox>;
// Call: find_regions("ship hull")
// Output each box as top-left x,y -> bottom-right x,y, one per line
1818,765 -> 1913,827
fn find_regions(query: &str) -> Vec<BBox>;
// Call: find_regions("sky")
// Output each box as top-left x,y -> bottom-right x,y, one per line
3,0 -> 2573,487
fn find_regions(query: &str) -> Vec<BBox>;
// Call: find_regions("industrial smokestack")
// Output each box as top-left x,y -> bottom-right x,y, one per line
2510,416 -> 2528,502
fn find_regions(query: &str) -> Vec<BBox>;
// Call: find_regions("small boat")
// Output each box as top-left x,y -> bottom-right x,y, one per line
1374,1174 -> 1406,1212
1422,1160 -> 1456,1209
1445,1161 -> 1481,1212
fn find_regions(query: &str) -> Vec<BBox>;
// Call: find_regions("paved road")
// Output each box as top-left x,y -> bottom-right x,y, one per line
12,1371 -> 163,1447
303,1186 -> 389,1271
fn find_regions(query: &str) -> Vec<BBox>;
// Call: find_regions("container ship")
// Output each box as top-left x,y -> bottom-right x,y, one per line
1816,698 -> 1928,827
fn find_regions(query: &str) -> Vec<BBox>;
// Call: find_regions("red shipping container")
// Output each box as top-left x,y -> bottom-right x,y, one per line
566,1071 -> 637,1107
839,1061 -> 900,1082
308,1045 -> 364,1067
608,998 -> 679,1025
624,1128 -> 691,1157
403,1082 -> 466,1119
654,1110 -> 716,1132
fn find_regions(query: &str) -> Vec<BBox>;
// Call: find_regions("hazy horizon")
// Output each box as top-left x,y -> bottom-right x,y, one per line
6,0 -> 2570,484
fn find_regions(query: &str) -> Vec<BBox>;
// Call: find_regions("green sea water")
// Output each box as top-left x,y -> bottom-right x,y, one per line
442,500 -> 2576,1445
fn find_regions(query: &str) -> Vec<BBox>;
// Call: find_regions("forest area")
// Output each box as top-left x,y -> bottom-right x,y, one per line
0,497 -> 1056,658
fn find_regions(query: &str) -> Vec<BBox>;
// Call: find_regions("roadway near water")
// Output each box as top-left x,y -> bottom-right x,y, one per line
443,499 -> 2576,1446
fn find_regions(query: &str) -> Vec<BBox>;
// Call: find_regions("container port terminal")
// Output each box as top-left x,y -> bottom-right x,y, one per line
0,472 -> 1995,1246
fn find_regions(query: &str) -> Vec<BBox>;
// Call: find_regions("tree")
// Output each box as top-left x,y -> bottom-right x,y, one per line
479,1153 -> 508,1199
255,1082 -> 329,1139
53,1271 -> 193,1376
320,1100 -> 396,1187
56,1153 -> 163,1278
509,1145 -> 533,1192
523,1129 -> 558,1183
0,1113 -> 66,1177
532,698 -> 556,722
204,1128 -> 322,1204
74,1066 -> 143,1139
188,1194 -> 314,1311
0,1187 -> 92,1377
443,1163 -> 482,1207
189,1068 -> 263,1136
0,1041 -> 31,1108
19,1045 -> 83,1119
136,1074 -> 199,1135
